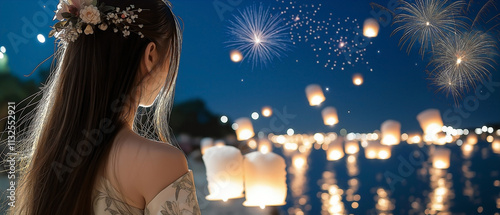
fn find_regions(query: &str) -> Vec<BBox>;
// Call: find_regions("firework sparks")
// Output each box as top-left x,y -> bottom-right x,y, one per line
393,0 -> 467,56
274,1 -> 373,71
226,4 -> 291,68
430,31 -> 498,98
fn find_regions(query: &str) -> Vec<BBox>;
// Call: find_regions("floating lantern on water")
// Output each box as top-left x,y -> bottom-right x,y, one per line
466,134 -> 478,145
432,148 -> 451,169
214,139 -> 226,147
306,84 -> 325,106
345,141 -> 360,154
492,138 -> 500,154
230,50 -> 243,62
247,138 -> 257,149
461,143 -> 474,158
292,154 -> 307,169
322,107 -> 339,126
327,136 -> 344,161
377,145 -> 391,159
352,73 -> 364,86
364,141 -> 379,159
200,137 -> 214,155
407,133 -> 422,144
261,106 -> 273,117
235,117 -> 255,141
417,109 -> 443,136
243,151 -> 287,208
363,18 -> 379,38
203,145 -> 245,201
258,139 -> 273,154
381,120 -> 401,145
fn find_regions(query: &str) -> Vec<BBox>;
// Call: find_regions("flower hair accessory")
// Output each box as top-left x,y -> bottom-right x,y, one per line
50,0 -> 147,43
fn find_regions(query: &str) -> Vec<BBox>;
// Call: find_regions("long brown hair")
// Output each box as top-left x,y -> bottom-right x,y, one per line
7,0 -> 182,214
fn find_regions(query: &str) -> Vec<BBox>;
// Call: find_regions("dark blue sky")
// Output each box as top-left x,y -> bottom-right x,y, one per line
1,0 -> 499,134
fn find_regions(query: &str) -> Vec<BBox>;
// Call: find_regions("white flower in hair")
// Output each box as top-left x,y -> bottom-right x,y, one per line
84,25 -> 94,35
80,5 -> 101,25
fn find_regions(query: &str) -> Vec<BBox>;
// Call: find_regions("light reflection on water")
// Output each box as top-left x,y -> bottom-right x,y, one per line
273,132 -> 500,214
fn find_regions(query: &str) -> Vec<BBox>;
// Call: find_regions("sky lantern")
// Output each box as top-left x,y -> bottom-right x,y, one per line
322,107 -> 339,126
345,141 -> 360,154
230,50 -> 243,62
247,138 -> 257,149
461,143 -> 474,158
214,139 -> 226,147
258,138 -> 273,154
417,109 -> 443,135
235,117 -> 255,141
243,151 -> 287,209
200,137 -> 214,155
292,153 -> 307,169
381,120 -> 401,145
407,133 -> 422,144
352,73 -> 364,86
327,136 -> 344,161
261,106 -> 273,117
377,144 -> 391,159
363,18 -> 379,37
466,134 -> 478,145
364,141 -> 379,159
203,145 -> 245,201
305,84 -> 326,106
492,138 -> 500,154
432,148 -> 451,169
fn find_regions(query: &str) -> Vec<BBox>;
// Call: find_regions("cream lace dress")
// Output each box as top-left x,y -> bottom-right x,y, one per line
93,170 -> 201,215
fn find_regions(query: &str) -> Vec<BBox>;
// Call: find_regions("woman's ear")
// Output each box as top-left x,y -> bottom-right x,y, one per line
141,42 -> 158,75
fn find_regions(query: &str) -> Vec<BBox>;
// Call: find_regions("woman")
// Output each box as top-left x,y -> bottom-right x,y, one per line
9,0 -> 200,214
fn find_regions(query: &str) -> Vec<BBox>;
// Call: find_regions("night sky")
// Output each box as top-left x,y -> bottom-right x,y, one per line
1,0 -> 499,135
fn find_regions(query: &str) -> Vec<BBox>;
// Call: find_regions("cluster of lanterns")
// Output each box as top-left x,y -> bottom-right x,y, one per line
202,118 -> 287,209
306,84 -> 339,126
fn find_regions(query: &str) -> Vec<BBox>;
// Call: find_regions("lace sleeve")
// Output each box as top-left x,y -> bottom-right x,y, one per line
144,170 -> 201,215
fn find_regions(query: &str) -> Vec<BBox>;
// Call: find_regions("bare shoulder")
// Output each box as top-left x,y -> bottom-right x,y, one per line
112,128 -> 188,206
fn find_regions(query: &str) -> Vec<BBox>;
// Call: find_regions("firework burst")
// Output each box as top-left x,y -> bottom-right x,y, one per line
393,0 -> 467,56
430,31 -> 498,98
226,4 -> 291,68
274,1 -> 373,71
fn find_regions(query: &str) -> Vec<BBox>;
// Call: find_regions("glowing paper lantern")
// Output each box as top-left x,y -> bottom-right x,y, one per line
203,146 -> 244,201
381,120 -> 401,145
261,106 -> 273,117
292,154 -> 307,169
363,18 -> 379,37
305,84 -> 325,106
466,134 -> 478,145
407,133 -> 422,144
247,138 -> 257,149
377,145 -> 391,159
492,138 -> 500,154
432,148 -> 451,169
322,107 -> 339,126
258,139 -> 272,154
345,141 -> 360,154
230,50 -> 243,62
200,137 -> 214,155
327,137 -> 344,161
364,141 -> 379,159
243,151 -> 287,208
352,73 -> 364,86
417,109 -> 443,135
214,140 -> 225,147
461,143 -> 474,158
235,117 -> 255,141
